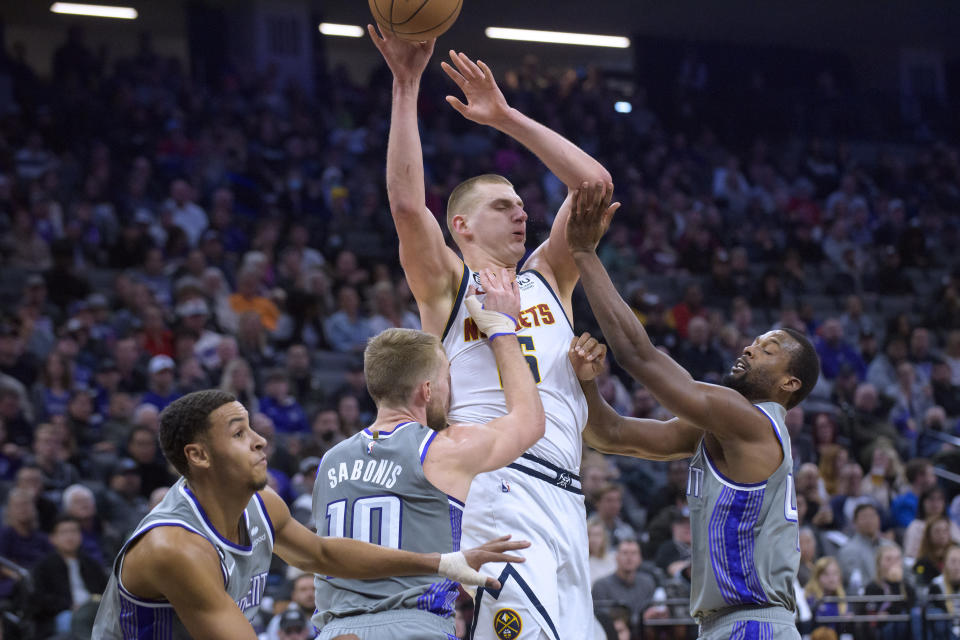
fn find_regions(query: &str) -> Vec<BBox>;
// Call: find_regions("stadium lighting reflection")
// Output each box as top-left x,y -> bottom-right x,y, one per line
485,27 -> 630,48
615,101 -> 633,114
319,23 -> 364,38
50,3 -> 138,19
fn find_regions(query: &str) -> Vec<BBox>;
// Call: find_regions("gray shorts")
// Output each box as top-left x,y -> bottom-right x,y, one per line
698,606 -> 799,640
315,609 -> 457,640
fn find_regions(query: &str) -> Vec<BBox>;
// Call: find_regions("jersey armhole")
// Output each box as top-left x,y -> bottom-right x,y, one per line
118,521 -> 228,599
440,262 -> 469,341
755,404 -> 787,460
519,269 -> 574,331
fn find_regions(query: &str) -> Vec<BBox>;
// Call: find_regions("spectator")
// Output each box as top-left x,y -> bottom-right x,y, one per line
125,426 -> 174,498
667,283 -> 707,341
587,515 -> 616,585
819,443 -> 849,496
366,281 -> 419,334
859,442 -> 905,513
592,538 -> 663,628
299,408 -> 344,460
913,515 -> 953,585
219,357 -> 259,413
141,354 -> 181,411
928,545 -> 960,627
676,316 -> 725,382
653,506 -> 692,581
229,267 -> 280,332
903,486 -> 960,562
837,503 -> 891,592
97,458 -> 148,551
593,484 -> 638,548
815,318 -> 866,381
861,544 -> 914,640
31,351 -> 73,420
799,527 -> 820,586
323,285 -> 374,353
787,405 -> 817,468
829,462 -> 876,533
258,369 -> 308,435
931,359 -> 960,418
841,383 -> 900,453
891,458 -> 937,528
805,557 -> 849,631
30,515 -> 107,637
0,488 -> 52,600
25,422 -> 80,505
261,573 -> 317,640
336,394 -> 364,437
284,344 -> 324,415
164,179 -> 208,248
61,484 -> 105,567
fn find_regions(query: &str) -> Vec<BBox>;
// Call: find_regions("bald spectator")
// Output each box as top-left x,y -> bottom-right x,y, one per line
61,484 -> 105,567
841,383 -> 900,451
592,539 -> 665,628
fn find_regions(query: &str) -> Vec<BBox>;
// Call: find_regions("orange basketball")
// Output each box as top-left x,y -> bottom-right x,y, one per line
369,0 -> 463,41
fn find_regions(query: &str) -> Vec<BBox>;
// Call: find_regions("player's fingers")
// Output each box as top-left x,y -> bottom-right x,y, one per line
467,284 -> 478,298
440,61 -> 466,88
456,51 -> 484,80
445,96 -> 468,115
603,202 -> 621,226
575,332 -> 593,352
484,577 -> 503,589
476,59 -> 494,82
367,24 -> 385,47
449,50 -> 474,79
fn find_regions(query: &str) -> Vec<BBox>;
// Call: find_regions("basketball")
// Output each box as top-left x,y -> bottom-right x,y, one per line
369,0 -> 463,41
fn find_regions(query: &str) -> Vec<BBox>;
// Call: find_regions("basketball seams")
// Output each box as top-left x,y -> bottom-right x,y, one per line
371,0 -> 462,39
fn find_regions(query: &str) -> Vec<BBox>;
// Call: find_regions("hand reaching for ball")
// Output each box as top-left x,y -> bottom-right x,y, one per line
568,333 -> 607,382
367,24 -> 436,85
441,51 -> 512,128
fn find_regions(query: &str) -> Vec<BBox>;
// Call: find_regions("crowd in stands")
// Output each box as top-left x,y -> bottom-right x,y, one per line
0,23 -> 959,640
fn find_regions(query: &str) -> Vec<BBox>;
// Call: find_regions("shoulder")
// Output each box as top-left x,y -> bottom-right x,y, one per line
136,524 -> 217,564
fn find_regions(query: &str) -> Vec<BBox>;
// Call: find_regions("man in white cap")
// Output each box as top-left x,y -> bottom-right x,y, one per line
176,297 -> 224,369
142,355 -> 181,411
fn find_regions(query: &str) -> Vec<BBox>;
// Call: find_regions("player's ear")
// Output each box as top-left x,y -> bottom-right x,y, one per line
418,379 -> 432,405
450,213 -> 469,236
780,375 -> 801,395
184,442 -> 211,471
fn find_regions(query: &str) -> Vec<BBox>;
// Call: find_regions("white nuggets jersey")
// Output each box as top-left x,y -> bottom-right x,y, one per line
441,266 -> 587,470
442,265 -> 591,640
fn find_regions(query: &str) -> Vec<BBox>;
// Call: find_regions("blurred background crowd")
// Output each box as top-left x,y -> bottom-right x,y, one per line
0,16 -> 959,640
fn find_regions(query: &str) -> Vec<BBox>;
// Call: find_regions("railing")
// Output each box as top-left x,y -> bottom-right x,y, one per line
814,593 -> 911,624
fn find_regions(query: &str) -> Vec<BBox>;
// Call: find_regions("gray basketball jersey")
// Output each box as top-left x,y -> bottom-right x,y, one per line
311,421 -> 462,630
91,477 -> 275,639
686,402 -> 800,622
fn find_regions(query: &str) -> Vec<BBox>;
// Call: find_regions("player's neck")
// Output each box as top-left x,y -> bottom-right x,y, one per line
462,249 -> 518,277
185,478 -> 252,545
369,407 -> 423,433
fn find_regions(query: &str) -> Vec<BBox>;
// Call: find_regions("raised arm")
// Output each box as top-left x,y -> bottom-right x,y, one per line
425,269 -> 544,498
569,334 -> 701,460
441,51 -> 611,299
262,488 -> 526,589
369,26 -> 462,322
566,183 -> 767,441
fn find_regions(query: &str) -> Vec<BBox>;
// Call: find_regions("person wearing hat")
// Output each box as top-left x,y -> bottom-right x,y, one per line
276,608 -> 312,640
177,297 -> 224,370
142,354 -> 182,411
258,370 -> 309,435
261,574 -> 318,640
98,458 -> 148,553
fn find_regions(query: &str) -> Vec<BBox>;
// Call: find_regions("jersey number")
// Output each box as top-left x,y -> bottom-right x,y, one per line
785,473 -> 800,551
325,495 -> 402,548
498,335 -> 541,386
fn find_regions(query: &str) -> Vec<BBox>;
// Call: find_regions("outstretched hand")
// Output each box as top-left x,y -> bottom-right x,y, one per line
566,181 -> 619,254
441,50 -> 511,127
568,333 -> 607,381
462,535 -> 530,589
367,24 -> 435,84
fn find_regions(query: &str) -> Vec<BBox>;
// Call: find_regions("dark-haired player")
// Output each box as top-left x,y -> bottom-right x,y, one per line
565,182 -> 820,640
91,390 -> 529,640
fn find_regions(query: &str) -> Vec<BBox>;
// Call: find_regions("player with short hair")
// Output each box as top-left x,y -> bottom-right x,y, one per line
369,24 -> 611,640
564,182 -> 820,640
312,268 -> 545,639
91,388 -> 530,640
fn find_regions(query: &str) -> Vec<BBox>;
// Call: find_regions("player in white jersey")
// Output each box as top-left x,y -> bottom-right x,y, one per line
368,24 -> 612,640
564,183 -> 822,640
